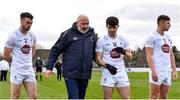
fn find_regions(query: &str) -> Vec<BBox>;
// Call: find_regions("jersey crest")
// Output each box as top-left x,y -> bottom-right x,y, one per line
21,44 -> 30,54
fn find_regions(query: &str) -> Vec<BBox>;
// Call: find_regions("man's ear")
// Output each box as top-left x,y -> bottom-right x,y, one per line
106,25 -> 108,28
117,25 -> 119,28
76,21 -> 78,26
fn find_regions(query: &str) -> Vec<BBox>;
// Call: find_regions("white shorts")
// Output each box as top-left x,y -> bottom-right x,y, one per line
149,70 -> 171,86
101,68 -> 130,87
10,70 -> 36,84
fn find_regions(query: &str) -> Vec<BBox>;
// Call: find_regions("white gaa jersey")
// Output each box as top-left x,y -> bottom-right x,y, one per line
5,29 -> 37,73
96,34 -> 129,69
145,32 -> 172,71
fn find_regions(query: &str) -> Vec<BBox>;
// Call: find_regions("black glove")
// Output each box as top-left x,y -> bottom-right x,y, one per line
115,47 -> 126,55
105,64 -> 117,75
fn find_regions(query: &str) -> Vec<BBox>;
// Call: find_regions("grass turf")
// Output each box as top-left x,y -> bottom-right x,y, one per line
0,71 -> 180,99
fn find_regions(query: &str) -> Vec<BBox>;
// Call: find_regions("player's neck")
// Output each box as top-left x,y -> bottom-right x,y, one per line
108,33 -> 117,38
19,28 -> 28,35
156,28 -> 164,36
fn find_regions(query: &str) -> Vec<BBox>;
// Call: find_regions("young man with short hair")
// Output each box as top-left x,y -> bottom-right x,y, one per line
3,12 -> 37,99
145,15 -> 177,99
96,16 -> 132,99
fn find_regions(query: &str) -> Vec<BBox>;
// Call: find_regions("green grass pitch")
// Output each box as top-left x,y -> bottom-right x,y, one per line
0,71 -> 180,99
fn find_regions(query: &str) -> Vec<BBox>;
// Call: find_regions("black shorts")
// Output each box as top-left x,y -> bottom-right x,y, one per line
36,67 -> 42,73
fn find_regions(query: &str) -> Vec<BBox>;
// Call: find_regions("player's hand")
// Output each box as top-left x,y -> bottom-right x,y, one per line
172,71 -> 177,81
45,70 -> 53,80
151,70 -> 158,82
105,64 -> 117,75
115,47 -> 126,55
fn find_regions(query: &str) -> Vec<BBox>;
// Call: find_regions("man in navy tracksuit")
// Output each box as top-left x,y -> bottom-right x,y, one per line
45,14 -> 97,99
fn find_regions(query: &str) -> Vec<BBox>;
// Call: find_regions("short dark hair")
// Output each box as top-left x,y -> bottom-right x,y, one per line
157,15 -> 170,25
106,16 -> 119,26
20,12 -> 33,20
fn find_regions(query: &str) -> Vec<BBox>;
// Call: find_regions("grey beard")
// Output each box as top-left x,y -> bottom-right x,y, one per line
78,28 -> 88,34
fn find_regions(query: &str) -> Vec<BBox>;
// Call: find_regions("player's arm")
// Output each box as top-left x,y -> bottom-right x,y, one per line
124,48 -> 132,60
45,32 -> 68,79
170,49 -> 176,71
95,38 -> 117,75
170,49 -> 177,81
3,47 -> 12,62
145,47 -> 155,71
96,52 -> 117,75
146,47 -> 157,81
96,52 -> 106,67
3,33 -> 15,61
32,45 -> 36,57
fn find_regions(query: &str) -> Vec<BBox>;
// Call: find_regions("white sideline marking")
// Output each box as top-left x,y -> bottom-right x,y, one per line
42,68 -> 180,73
